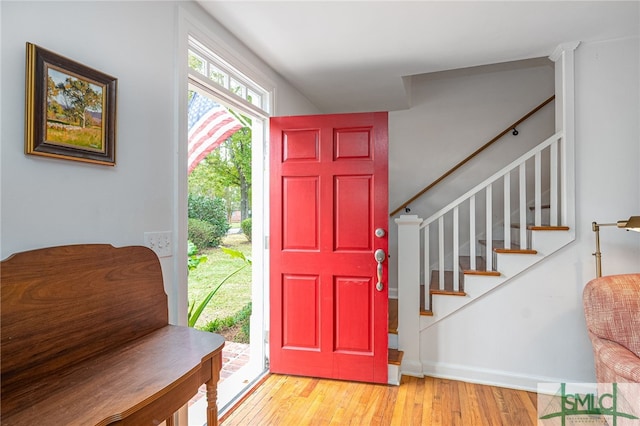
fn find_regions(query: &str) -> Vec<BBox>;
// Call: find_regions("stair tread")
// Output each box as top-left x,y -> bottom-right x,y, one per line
494,248 -> 537,254
389,298 -> 398,334
419,286 -> 433,316
458,256 -> 500,274
388,348 -> 403,365
459,255 -> 485,270
529,204 -> 551,210
430,270 -> 465,294
528,225 -> 570,231
464,270 -> 501,276
478,239 -> 521,250
478,239 -> 537,254
511,224 -> 570,231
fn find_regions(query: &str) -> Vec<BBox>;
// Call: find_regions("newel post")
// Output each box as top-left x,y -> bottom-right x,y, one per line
394,214 -> 424,377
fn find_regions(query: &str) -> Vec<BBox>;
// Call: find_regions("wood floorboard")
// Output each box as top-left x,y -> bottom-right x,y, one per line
477,382 -> 505,426
221,374 -> 539,425
419,376 -> 434,425
459,380 -> 482,425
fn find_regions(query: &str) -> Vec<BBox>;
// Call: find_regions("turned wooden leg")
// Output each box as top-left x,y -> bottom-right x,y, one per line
206,354 -> 222,426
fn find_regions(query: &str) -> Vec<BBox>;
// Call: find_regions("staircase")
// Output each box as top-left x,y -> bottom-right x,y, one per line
387,42 -> 578,385
421,227 -> 572,328
394,128 -> 576,379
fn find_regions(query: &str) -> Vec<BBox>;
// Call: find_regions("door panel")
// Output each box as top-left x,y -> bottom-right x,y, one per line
270,112 -> 388,384
335,175 -> 372,251
282,274 -> 320,349
282,177 -> 319,250
334,276 -> 373,353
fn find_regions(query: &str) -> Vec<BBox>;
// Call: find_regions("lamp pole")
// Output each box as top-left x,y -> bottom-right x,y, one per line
592,222 -> 620,277
592,217 -> 640,278
591,222 -> 610,278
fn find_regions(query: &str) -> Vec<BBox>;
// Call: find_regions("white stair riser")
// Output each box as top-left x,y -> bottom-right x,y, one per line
389,333 -> 398,349
495,252 -> 541,277
388,364 -> 401,385
463,274 -> 507,298
420,294 -> 468,329
530,230 -> 573,255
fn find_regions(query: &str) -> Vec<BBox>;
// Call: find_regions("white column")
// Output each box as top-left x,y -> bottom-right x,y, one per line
395,214 -> 424,378
550,41 -> 579,232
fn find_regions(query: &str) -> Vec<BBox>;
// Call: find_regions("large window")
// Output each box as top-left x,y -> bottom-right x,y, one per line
186,33 -> 271,422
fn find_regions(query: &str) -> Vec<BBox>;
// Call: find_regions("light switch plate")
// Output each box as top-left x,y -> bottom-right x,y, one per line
144,231 -> 172,258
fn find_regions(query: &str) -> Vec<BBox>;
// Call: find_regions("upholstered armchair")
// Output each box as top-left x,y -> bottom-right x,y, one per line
583,273 -> 640,382
583,273 -> 640,423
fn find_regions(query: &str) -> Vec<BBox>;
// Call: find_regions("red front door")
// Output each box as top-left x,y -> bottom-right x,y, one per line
269,112 -> 388,383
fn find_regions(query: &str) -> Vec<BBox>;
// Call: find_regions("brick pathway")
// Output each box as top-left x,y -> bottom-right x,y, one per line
188,341 -> 251,407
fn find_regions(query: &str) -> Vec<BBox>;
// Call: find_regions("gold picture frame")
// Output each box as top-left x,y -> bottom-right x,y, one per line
25,42 -> 117,165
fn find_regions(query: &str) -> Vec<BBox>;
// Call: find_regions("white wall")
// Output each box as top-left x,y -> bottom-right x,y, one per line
389,59 -> 556,214
1,2 -> 179,272
387,60 -> 556,292
418,36 -> 640,389
0,1 -> 316,324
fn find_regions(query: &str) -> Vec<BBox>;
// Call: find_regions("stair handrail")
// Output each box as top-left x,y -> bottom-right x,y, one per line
389,95 -> 555,217
420,131 -> 563,229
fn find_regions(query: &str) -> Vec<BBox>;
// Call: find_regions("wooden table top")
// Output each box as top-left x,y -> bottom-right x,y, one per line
1,325 -> 225,426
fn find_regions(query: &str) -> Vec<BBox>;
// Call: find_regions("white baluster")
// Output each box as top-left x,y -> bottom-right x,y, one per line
535,151 -> 542,226
504,173 -> 511,250
423,225 -> 430,312
453,206 -> 459,292
438,216 -> 444,291
519,163 -> 527,249
470,195 -> 476,270
486,185 -> 493,271
550,139 -> 558,226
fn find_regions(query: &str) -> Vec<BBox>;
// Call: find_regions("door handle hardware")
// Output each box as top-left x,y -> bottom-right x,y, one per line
374,249 -> 385,291
375,228 -> 386,238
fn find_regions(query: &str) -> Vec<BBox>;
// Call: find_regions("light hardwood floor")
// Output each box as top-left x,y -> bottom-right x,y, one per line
221,374 -> 538,425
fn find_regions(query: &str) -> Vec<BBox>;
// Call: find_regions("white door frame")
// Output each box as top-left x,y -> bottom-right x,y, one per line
175,6 -> 273,423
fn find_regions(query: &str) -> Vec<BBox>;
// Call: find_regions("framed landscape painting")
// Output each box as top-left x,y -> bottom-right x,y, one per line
25,42 -> 117,165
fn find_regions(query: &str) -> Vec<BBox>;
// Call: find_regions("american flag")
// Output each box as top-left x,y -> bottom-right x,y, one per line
187,92 -> 243,174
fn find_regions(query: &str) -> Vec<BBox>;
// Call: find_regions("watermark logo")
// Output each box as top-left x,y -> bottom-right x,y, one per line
538,383 -> 639,426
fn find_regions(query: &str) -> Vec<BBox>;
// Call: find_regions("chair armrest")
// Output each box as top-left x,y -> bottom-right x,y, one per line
590,334 -> 640,382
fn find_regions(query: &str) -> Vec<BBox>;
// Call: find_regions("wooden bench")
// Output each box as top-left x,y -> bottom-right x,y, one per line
1,244 -> 225,426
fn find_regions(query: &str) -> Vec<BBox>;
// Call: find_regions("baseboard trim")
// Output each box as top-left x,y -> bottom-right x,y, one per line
401,359 -> 424,378
421,360 -> 585,393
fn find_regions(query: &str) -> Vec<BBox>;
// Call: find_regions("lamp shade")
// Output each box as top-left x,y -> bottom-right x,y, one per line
618,216 -> 640,232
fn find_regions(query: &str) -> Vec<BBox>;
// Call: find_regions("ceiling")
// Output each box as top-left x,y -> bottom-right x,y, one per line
198,1 -> 640,113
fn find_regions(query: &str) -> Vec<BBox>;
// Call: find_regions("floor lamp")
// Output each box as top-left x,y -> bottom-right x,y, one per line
592,216 -> 640,277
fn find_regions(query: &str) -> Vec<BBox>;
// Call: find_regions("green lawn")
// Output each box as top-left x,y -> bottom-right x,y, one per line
188,233 -> 252,330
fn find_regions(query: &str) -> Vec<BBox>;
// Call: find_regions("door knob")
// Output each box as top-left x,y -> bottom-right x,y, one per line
374,249 -> 386,291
